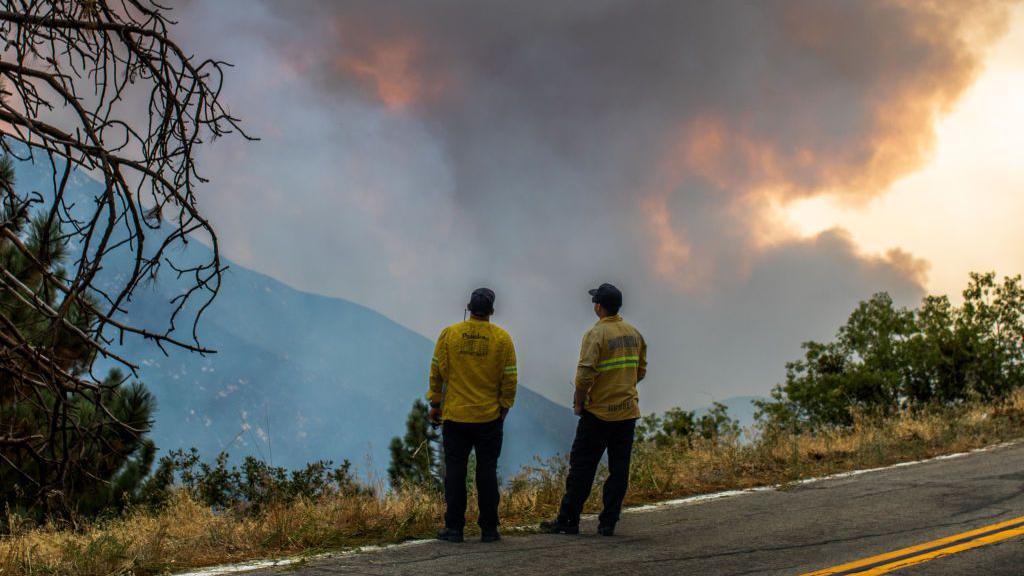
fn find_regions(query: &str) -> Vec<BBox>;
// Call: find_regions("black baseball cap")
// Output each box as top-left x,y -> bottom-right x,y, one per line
588,283 -> 622,310
468,287 -> 496,315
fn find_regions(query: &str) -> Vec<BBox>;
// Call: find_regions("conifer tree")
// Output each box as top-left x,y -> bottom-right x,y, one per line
0,156 -> 156,517
388,399 -> 442,489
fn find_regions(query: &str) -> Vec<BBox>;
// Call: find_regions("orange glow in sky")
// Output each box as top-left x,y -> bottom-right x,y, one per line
642,194 -> 694,286
338,38 -> 425,110
781,5 -> 1024,300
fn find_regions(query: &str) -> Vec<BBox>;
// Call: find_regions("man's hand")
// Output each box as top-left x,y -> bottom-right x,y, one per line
428,404 -> 442,425
573,387 -> 586,416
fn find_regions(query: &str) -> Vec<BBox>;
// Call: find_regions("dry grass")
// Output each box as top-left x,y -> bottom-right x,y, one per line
4,390 -> 1024,576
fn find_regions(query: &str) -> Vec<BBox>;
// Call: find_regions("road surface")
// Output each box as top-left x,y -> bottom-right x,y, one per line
253,442 -> 1024,575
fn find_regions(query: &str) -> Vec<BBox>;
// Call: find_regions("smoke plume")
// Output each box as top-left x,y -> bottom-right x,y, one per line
174,0 -> 1014,409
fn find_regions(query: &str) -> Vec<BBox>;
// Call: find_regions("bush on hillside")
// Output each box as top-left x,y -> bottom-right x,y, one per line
140,448 -> 367,513
637,401 -> 740,445
756,273 -> 1024,432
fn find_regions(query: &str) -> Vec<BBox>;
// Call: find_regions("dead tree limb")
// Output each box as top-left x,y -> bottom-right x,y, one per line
0,0 -> 252,513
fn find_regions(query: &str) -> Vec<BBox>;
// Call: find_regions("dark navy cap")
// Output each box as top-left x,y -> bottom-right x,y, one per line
468,287 -> 496,315
588,283 -> 622,309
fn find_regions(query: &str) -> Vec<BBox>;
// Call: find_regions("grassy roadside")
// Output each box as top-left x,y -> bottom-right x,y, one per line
4,390 -> 1024,576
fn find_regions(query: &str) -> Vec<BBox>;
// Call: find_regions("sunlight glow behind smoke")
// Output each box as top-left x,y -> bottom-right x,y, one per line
782,4 -> 1024,300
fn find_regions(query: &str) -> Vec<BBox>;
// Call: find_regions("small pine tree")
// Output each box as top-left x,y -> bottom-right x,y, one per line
72,374 -> 158,516
0,155 -> 158,517
388,399 -> 442,489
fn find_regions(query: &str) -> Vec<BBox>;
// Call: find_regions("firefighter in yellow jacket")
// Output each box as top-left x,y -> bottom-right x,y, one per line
541,283 -> 646,536
428,287 -> 517,544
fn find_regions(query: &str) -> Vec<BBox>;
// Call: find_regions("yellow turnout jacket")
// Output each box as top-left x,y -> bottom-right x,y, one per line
575,315 -> 646,421
428,318 -> 517,423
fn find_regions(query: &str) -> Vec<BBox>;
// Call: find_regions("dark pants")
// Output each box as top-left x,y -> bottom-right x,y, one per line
558,411 -> 637,526
443,418 -> 504,531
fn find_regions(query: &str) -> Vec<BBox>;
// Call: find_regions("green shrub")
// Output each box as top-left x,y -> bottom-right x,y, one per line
141,448 -> 367,513
756,273 -> 1024,432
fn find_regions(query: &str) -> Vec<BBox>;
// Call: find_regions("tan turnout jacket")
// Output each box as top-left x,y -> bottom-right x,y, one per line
575,315 -> 646,421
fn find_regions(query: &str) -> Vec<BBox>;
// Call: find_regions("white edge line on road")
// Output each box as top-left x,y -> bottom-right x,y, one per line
173,439 -> 1019,576
171,539 -> 435,576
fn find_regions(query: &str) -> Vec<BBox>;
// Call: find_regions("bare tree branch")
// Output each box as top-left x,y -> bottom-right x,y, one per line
0,0 -> 251,512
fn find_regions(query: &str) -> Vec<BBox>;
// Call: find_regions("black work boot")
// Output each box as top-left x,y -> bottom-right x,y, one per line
481,528 -> 501,543
539,518 -> 580,534
597,523 -> 615,536
436,527 -> 464,543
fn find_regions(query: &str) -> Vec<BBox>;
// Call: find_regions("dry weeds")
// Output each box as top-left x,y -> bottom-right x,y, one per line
4,390 -> 1023,576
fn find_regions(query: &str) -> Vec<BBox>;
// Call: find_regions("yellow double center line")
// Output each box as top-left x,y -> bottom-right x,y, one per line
800,515 -> 1024,575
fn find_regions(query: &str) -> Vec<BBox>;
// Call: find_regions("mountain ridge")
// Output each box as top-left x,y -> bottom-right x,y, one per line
8,147 -> 575,479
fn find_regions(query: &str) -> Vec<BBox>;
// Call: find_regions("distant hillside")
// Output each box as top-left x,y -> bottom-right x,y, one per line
111,261 -> 575,478
10,148 -> 575,478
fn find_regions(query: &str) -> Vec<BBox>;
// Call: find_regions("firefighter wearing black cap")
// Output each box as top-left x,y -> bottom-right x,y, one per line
541,283 -> 646,536
428,287 -> 517,544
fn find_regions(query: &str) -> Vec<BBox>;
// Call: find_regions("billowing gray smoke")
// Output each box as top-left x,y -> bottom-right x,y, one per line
174,0 -> 1012,410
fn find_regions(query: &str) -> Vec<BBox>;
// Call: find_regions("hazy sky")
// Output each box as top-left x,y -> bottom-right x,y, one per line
174,0 -> 1023,412
785,4 -> 1024,300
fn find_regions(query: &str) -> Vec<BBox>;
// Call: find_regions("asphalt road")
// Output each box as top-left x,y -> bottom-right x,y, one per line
255,442 -> 1024,575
